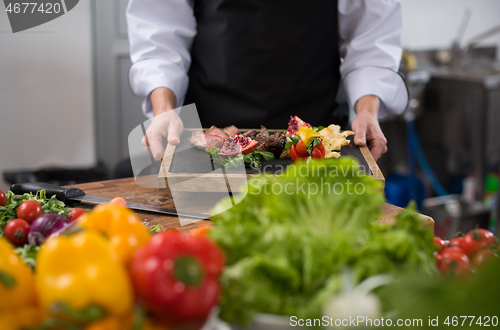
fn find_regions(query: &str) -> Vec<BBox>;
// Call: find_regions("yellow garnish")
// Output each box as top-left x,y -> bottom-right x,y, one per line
296,126 -> 321,146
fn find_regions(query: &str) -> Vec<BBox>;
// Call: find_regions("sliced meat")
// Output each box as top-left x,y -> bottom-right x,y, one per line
243,129 -> 258,139
256,132 -> 286,156
206,126 -> 229,139
255,126 -> 270,144
188,131 -> 225,151
188,131 -> 207,149
265,132 -> 286,156
223,125 -> 239,138
205,135 -> 225,150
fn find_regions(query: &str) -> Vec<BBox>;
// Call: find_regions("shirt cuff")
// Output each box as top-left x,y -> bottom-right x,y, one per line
343,66 -> 409,118
129,58 -> 189,118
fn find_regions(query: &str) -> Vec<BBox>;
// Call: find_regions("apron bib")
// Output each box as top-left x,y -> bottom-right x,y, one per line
184,0 -> 345,128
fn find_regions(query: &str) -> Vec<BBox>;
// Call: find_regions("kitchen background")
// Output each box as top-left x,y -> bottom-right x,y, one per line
0,0 -> 499,235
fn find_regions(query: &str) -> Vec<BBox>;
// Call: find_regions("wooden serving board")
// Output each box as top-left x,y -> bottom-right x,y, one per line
67,177 -> 434,233
159,128 -> 384,192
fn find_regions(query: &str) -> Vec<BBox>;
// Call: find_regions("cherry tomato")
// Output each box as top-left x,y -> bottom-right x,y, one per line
462,229 -> 496,258
317,141 -> 326,157
295,140 -> 310,158
16,200 -> 43,224
4,219 -> 30,246
438,247 -> 471,276
290,144 -> 299,162
109,197 -> 127,207
448,237 -> 465,250
311,147 -> 324,159
0,189 -> 5,206
68,208 -> 87,221
472,249 -> 498,268
433,237 -> 446,252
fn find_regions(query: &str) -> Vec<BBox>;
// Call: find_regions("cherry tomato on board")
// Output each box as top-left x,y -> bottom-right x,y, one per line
433,237 -> 446,252
290,144 -> 299,162
68,208 -> 87,221
295,140 -> 310,158
4,219 -> 30,246
462,229 -> 496,258
317,141 -> 326,157
311,147 -> 324,160
0,189 -> 5,206
16,200 -> 43,224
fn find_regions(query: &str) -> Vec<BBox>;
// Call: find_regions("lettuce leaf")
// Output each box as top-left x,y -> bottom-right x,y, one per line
210,158 -> 436,326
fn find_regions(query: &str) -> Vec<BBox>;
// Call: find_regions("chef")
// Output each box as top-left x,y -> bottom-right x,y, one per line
126,0 -> 408,161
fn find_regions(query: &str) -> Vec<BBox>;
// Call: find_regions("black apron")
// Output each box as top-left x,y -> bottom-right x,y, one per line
184,0 -> 345,129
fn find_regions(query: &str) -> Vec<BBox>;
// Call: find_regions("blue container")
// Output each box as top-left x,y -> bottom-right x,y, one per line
384,173 -> 425,210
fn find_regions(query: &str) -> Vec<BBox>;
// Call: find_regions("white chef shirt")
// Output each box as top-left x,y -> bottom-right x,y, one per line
127,0 -> 408,118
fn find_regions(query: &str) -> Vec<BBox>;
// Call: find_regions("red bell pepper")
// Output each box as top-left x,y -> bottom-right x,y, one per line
130,230 -> 224,324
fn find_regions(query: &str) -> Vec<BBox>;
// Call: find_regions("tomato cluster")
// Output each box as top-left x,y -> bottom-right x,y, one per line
290,139 -> 326,161
3,198 -> 44,246
1,187 -> 89,247
434,229 -> 498,277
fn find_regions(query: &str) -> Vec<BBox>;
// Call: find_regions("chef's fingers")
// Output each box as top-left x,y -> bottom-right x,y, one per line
367,132 -> 387,161
352,122 -> 367,146
167,121 -> 182,145
146,130 -> 165,161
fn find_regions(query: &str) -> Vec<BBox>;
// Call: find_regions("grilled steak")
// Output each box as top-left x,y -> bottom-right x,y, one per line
206,126 -> 229,139
223,125 -> 239,138
188,130 -> 225,151
243,129 -> 258,139
256,131 -> 286,156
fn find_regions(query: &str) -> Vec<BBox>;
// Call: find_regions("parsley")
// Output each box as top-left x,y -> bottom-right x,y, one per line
209,149 -> 274,170
150,224 -> 164,234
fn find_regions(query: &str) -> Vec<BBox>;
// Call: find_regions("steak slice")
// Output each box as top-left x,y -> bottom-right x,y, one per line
188,131 -> 225,151
264,132 -> 286,156
188,131 -> 206,148
243,129 -> 258,139
223,125 -> 239,138
256,131 -> 286,156
206,126 -> 229,139
205,135 -> 225,150
255,126 -> 270,144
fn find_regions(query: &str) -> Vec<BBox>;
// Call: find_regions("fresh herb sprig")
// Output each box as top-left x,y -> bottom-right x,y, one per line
209,149 -> 274,170
14,244 -> 39,270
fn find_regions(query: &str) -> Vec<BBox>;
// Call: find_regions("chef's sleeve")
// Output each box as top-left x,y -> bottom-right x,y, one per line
338,0 -> 408,117
126,0 -> 196,118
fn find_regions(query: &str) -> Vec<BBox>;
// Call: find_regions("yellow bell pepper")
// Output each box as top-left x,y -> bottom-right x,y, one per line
0,238 -> 42,330
297,126 -> 321,146
35,231 -> 133,325
78,204 -> 151,265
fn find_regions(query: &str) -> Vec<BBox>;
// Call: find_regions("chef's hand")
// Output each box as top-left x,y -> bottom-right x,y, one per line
351,95 -> 387,161
142,87 -> 184,160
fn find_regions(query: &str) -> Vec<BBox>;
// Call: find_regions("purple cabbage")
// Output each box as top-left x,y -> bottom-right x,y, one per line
28,213 -> 70,245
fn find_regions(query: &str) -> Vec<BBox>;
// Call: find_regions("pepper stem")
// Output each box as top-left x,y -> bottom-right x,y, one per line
174,256 -> 204,286
50,302 -> 107,323
132,303 -> 146,330
36,318 -> 80,330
